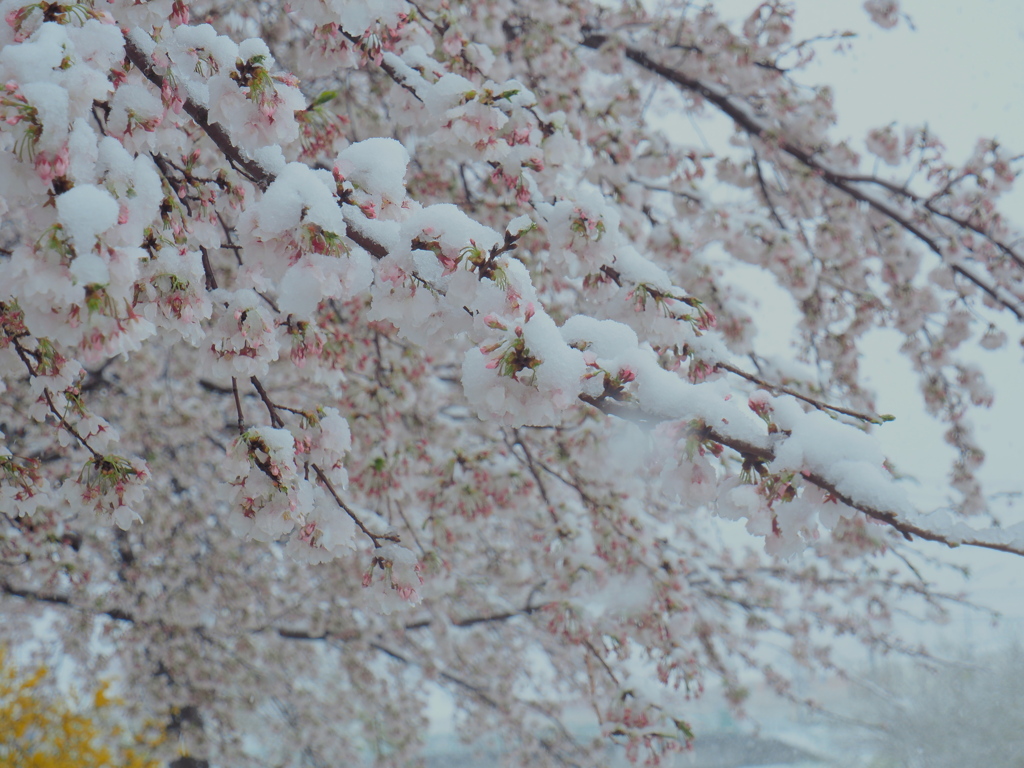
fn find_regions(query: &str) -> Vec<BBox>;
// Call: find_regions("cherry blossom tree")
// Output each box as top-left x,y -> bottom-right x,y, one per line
1,0 -> 1022,764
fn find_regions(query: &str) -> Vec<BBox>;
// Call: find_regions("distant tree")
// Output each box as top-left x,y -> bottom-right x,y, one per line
847,646 -> 1024,768
0,647 -> 161,768
2,0 -> 1023,765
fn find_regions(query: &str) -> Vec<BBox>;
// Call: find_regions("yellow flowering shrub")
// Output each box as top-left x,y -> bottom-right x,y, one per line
0,648 -> 162,768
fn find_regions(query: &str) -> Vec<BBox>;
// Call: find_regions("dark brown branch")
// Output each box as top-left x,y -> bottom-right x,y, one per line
199,245 -> 218,290
197,379 -> 235,395
311,463 -> 399,548
124,37 -> 274,191
751,150 -> 787,231
1,580 -> 543,640
581,392 -> 1024,557
249,376 -> 284,428
627,177 -> 702,205
364,641 -> 585,765
509,429 -> 561,525
203,374 -> 398,548
404,603 -> 541,631
338,30 -> 425,104
12,340 -> 102,456
342,216 -> 389,259
230,377 -> 245,434
123,28 -> 1022,558
583,639 -> 619,684
370,641 -> 504,708
715,361 -> 891,424
1,581 -> 134,623
580,33 -> 1024,320
45,393 -> 101,457
839,172 -> 1024,273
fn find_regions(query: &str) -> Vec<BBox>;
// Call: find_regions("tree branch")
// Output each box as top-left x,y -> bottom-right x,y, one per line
1,580 -> 134,623
715,361 -> 891,424
581,393 -> 1024,557
311,463 -> 399,548
124,36 -> 273,191
122,27 -> 1024,558
580,32 -> 1024,320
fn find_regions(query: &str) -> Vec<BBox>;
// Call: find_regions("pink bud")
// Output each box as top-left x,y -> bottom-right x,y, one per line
35,156 -> 53,184
483,314 -> 506,330
53,148 -> 69,176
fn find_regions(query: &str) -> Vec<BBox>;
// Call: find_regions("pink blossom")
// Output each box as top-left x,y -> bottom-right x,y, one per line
52,147 -> 69,177
34,155 -> 54,184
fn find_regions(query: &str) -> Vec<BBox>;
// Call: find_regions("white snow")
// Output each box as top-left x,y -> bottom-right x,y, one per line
335,138 -> 410,202
55,184 -> 119,255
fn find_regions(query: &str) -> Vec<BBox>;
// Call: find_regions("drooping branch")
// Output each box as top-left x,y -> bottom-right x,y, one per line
715,361 -> 892,425
1,580 -> 134,623
581,393 -> 1024,557
235,375 -> 400,548
363,641 -> 589,767
124,36 -> 273,191
579,32 -> 1024,321
11,337 -> 103,460
119,28 -> 1024,558
311,463 -> 400,548
840,171 -> 1024,273
1,579 -> 543,640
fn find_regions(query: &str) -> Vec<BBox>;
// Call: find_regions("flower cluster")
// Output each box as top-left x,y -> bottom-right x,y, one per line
65,454 -> 148,530
0,1 -> 1022,765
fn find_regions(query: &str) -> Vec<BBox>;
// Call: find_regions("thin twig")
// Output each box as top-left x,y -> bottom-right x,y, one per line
752,149 -> 787,230
510,429 -> 561,525
249,376 -> 284,428
311,463 -> 398,548
200,245 -> 218,290
231,377 -> 245,434
580,33 -> 1024,320
715,361 -> 890,424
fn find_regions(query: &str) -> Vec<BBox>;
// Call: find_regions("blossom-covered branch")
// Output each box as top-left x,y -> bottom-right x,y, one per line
1,0 -> 1020,764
